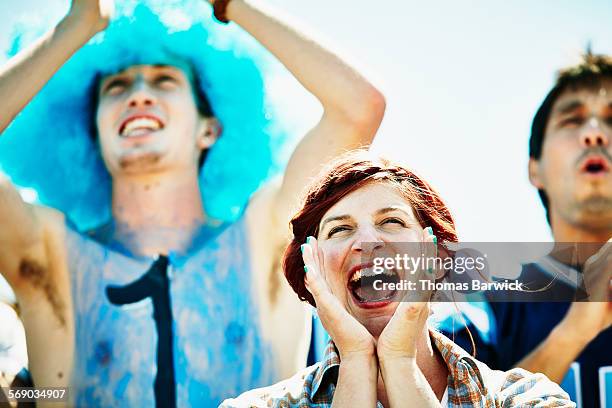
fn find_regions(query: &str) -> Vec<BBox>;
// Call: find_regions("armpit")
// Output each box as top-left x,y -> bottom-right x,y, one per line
19,258 -> 67,327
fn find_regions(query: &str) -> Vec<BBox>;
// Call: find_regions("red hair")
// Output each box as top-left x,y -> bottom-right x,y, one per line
283,150 -> 458,307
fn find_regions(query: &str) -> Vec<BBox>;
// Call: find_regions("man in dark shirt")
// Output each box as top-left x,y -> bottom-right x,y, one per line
441,52 -> 611,408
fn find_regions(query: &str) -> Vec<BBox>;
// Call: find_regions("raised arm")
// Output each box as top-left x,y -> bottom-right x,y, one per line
0,174 -> 73,389
0,1 -> 108,385
0,0 -> 112,133
220,0 -> 385,226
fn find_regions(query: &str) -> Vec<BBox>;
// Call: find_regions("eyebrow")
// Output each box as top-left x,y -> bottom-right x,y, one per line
319,207 -> 412,230
152,64 -> 182,73
554,100 -> 584,115
377,207 -> 411,216
320,215 -> 351,230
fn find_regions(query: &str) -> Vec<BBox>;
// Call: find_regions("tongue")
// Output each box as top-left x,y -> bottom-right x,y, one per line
353,284 -> 395,302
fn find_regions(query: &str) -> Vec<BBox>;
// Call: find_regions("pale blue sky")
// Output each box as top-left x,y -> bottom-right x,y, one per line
1,0 -> 611,244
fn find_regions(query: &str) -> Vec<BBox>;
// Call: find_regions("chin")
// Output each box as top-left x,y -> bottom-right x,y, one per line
361,314 -> 393,339
352,303 -> 398,339
117,150 -> 165,173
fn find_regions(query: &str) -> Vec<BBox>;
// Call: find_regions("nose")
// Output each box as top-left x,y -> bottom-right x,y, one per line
351,226 -> 384,254
580,123 -> 609,148
126,79 -> 156,109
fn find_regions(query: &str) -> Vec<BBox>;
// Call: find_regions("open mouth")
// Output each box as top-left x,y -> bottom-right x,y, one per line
580,156 -> 610,175
347,265 -> 400,304
119,115 -> 164,138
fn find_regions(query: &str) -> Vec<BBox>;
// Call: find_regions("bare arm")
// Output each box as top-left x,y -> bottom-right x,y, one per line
515,323 -> 591,383
223,0 -> 385,227
517,307 -> 611,382
0,175 -> 73,388
0,175 -> 47,292
377,301 -> 442,407
378,357 -> 441,408
332,354 -> 378,408
0,0 -> 112,134
516,242 -> 612,383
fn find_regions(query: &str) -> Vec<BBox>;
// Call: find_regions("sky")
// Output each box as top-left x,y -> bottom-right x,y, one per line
1,0 -> 611,248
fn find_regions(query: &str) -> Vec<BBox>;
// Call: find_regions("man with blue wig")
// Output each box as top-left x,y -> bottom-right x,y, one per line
0,0 -> 386,406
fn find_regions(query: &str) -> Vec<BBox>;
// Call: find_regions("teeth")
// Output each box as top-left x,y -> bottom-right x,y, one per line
349,267 -> 393,283
121,117 -> 162,137
350,269 -> 363,283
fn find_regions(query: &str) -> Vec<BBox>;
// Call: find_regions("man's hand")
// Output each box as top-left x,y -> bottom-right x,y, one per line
65,0 -> 114,35
583,238 -> 612,302
301,237 -> 377,360
556,239 -> 612,345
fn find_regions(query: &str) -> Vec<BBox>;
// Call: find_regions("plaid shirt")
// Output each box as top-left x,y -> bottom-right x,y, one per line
220,330 -> 574,407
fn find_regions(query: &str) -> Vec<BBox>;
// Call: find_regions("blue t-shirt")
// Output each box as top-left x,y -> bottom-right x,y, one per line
438,258 -> 612,408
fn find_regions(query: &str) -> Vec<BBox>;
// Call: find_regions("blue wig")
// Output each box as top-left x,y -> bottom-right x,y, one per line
0,0 -> 307,230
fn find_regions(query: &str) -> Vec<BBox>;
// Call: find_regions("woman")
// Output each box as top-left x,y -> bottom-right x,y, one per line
221,150 -> 574,407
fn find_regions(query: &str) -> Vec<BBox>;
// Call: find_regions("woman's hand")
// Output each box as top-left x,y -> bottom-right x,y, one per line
301,236 -> 377,360
375,228 -> 442,407
377,227 -> 437,360
64,0 -> 114,36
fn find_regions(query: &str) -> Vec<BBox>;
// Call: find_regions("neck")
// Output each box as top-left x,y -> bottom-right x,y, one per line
376,327 -> 447,406
550,212 -> 611,266
109,168 -> 206,257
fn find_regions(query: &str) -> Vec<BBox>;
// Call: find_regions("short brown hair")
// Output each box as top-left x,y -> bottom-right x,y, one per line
282,150 -> 458,307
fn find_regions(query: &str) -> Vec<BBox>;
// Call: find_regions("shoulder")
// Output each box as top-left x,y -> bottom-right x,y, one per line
32,204 -> 66,240
219,364 -> 319,408
476,362 -> 574,407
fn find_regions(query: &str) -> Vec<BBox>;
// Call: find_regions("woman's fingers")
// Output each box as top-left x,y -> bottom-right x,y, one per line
420,226 -> 436,301
302,239 -> 338,309
306,236 -> 325,278
396,227 -> 436,304
301,243 -> 323,297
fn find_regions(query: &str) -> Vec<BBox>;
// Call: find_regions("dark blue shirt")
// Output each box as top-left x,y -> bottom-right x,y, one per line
438,260 -> 612,408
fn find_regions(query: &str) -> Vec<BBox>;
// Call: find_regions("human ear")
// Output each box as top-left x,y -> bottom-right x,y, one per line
528,158 -> 544,189
197,117 -> 222,150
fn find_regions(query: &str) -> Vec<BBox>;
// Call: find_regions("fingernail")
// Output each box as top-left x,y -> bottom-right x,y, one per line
306,236 -> 314,244
425,227 -> 433,235
304,265 -> 309,274
433,236 -> 437,245
427,266 -> 434,274
300,244 -> 305,253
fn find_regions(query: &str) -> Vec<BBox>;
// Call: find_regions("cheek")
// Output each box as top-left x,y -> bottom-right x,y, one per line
168,94 -> 200,130
320,243 -> 350,296
394,228 -> 423,242
541,138 -> 576,176
95,101 -> 119,142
